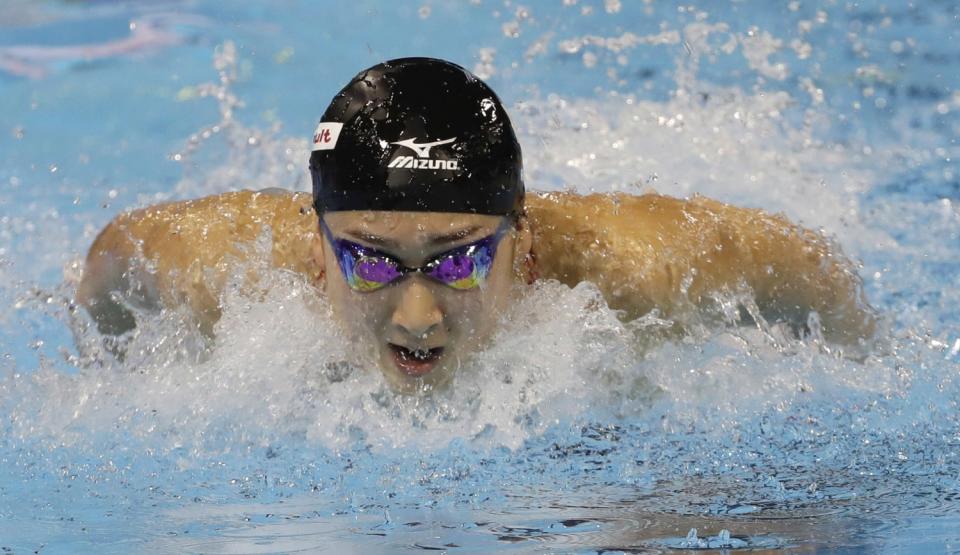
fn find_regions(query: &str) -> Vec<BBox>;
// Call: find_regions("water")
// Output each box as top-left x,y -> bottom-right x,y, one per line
1,0 -> 959,552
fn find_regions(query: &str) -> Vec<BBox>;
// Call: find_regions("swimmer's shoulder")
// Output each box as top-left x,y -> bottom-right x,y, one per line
91,189 -> 315,255
80,188 -> 320,336
84,188 -> 317,286
523,189 -> 773,309
525,190 -> 697,238
524,190 -> 688,292
115,188 -> 310,229
525,189 -> 691,213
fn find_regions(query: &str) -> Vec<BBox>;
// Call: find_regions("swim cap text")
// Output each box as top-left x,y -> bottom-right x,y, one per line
387,156 -> 460,170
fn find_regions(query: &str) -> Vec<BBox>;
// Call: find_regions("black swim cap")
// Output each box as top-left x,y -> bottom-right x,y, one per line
309,57 -> 523,215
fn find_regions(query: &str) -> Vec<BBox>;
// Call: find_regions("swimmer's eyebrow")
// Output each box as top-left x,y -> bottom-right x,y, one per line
426,225 -> 484,246
342,225 -> 485,250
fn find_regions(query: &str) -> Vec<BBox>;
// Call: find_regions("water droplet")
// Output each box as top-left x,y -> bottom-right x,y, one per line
582,51 -> 597,68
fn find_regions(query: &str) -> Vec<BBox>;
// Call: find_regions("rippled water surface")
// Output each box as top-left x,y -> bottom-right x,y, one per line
1,1 -> 959,553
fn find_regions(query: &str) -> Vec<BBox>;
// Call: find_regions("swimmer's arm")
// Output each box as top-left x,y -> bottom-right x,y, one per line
526,192 -> 877,346
78,190 -> 321,337
686,195 -> 878,345
78,200 -> 229,338
77,213 -> 155,336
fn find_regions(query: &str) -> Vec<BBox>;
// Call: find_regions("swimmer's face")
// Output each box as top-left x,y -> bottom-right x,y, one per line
315,211 -> 531,393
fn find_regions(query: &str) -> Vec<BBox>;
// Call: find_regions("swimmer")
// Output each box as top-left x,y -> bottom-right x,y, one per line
78,57 -> 877,391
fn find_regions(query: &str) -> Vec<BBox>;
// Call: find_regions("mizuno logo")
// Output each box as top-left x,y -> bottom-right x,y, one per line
391,137 -> 456,158
387,136 -> 459,171
387,156 -> 459,170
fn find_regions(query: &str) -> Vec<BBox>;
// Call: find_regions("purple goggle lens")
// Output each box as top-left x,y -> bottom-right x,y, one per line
320,218 -> 512,292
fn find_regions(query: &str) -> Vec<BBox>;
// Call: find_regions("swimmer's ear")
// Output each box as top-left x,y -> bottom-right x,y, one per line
512,213 -> 535,284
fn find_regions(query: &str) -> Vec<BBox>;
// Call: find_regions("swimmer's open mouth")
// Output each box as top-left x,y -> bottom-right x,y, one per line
388,343 -> 445,377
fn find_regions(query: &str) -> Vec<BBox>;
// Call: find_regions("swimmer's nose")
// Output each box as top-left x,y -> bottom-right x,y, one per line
391,279 -> 443,340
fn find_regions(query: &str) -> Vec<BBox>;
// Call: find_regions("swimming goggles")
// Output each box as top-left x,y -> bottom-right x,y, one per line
319,216 -> 514,292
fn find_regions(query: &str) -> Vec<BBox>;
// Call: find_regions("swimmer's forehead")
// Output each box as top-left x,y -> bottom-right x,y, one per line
323,210 -> 504,248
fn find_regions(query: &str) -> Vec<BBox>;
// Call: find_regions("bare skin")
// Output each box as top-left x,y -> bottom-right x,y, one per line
527,192 -> 876,345
78,189 -> 877,356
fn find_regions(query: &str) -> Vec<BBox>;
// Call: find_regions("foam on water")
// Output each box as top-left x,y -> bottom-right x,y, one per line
1,2 -> 959,552
7,264 -> 649,453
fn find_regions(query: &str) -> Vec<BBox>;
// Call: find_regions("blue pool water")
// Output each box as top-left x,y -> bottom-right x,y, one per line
1,0 -> 959,552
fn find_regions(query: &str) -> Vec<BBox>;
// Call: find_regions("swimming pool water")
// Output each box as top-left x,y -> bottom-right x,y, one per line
1,1 -> 959,553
